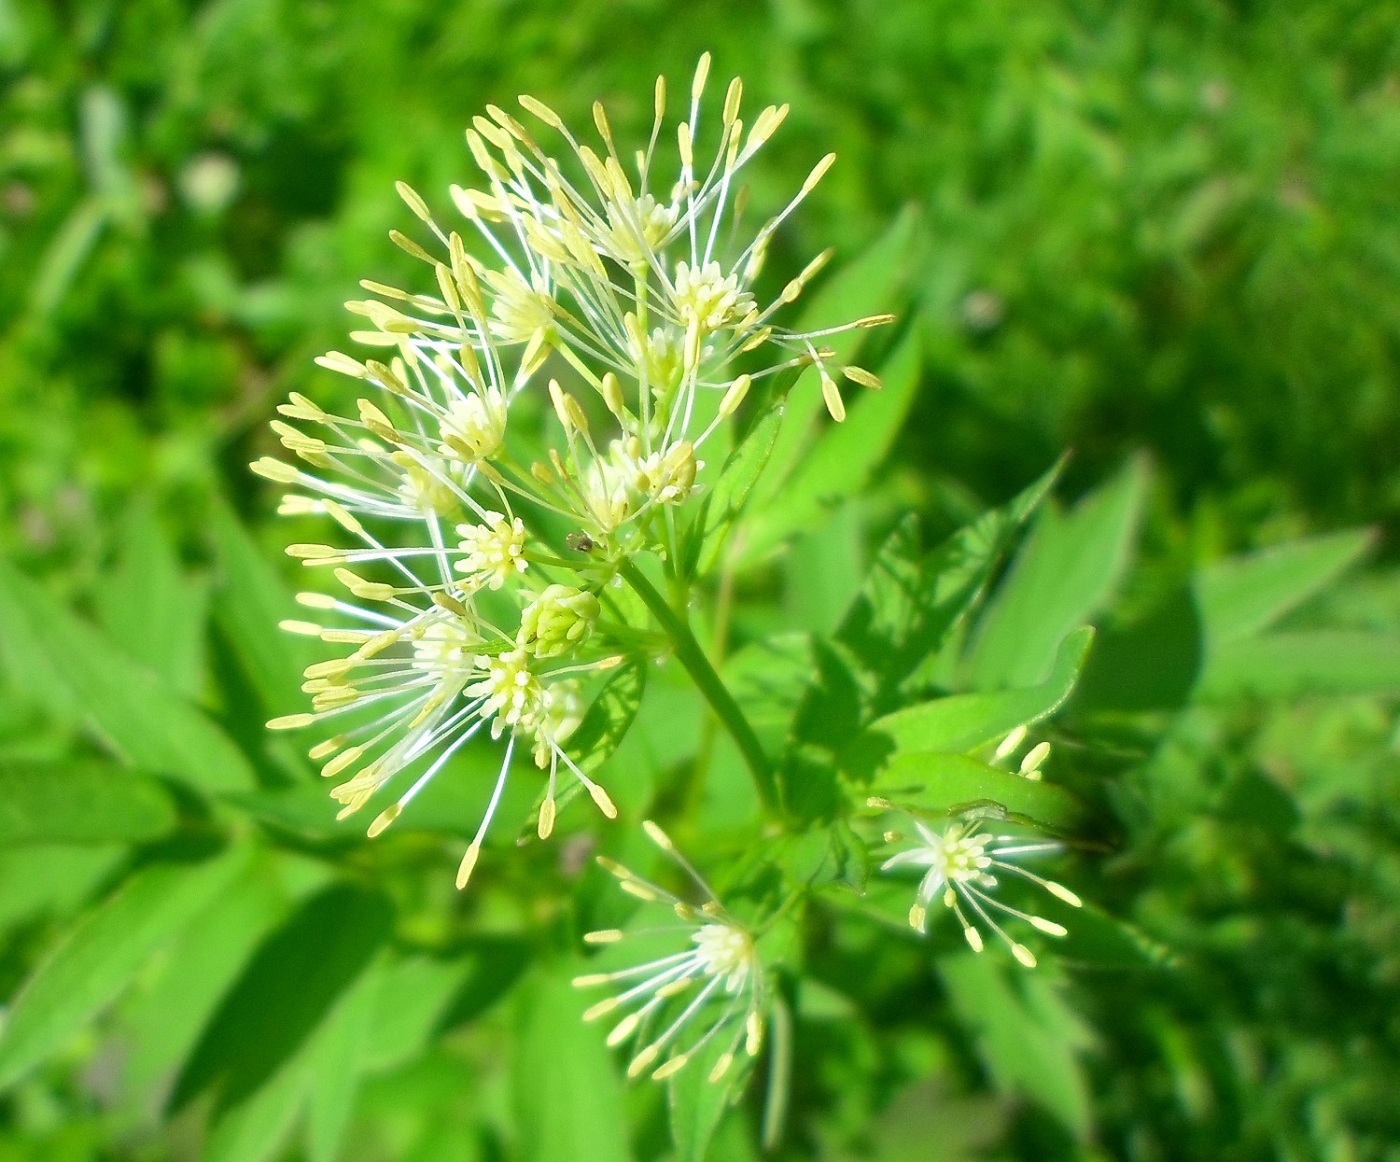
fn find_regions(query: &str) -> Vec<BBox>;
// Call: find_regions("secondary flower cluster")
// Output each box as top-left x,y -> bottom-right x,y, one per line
576,821 -> 766,1084
254,56 -> 886,886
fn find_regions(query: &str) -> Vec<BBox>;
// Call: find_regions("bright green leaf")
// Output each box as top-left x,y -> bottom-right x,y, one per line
94,499 -> 208,699
740,334 -> 921,563
512,966 -> 632,1162
965,456 -> 1147,690
748,207 -> 921,514
0,759 -> 178,845
0,559 -> 254,793
208,497 -> 313,716
171,883 -> 392,1113
1198,631 -> 1400,700
869,626 -> 1094,757
1194,529 -> 1374,646
940,953 -> 1093,1138
871,753 -> 1086,832
0,847 -> 246,1090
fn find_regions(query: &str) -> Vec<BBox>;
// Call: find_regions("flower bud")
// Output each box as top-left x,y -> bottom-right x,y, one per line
519,585 -> 600,658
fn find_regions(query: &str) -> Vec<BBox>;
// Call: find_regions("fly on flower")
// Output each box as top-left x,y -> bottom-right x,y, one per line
252,56 -> 888,885
875,809 -> 1083,968
574,821 -> 767,1084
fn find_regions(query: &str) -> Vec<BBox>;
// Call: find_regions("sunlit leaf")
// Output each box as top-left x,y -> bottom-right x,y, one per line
0,759 -> 178,845
965,456 -> 1147,690
171,883 -> 392,1113
512,966 -> 631,1162
0,559 -> 254,793
871,753 -> 1086,832
869,626 -> 1094,758
0,847 -> 247,1090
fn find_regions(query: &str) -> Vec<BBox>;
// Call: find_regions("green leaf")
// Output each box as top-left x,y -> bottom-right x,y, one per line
668,1030 -> 748,1162
690,406 -> 784,575
939,953 -> 1093,1138
171,883 -> 392,1113
0,847 -> 246,1090
570,659 -> 648,775
434,938 -> 532,1040
365,953 -> 477,1072
869,626 -> 1095,758
1194,529 -> 1374,646
1075,587 -> 1204,713
117,866 -> 288,1107
739,333 -> 921,563
781,463 -> 1063,820
871,753 -> 1086,832
0,559 -> 254,793
95,499 -> 209,699
748,207 -> 921,512
306,965 -> 379,1162
208,497 -> 313,716
512,966 -> 632,1162
843,459 -> 1065,710
204,1051 -> 315,1162
1198,631 -> 1400,699
0,759 -> 178,845
0,845 -> 126,936
965,456 -> 1148,690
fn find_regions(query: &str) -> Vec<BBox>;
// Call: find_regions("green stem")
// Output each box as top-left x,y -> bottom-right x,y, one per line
618,559 -> 779,816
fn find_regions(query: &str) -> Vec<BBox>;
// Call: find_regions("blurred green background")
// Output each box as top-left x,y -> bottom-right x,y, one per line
2,1 -> 1399,1159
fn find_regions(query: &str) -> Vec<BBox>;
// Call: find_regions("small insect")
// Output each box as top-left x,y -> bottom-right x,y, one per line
566,532 -> 595,553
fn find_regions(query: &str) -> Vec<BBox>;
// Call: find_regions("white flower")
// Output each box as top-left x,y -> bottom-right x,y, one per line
438,387 -> 507,464
456,512 -> 528,589
672,260 -> 754,334
879,817 -> 1083,968
575,821 -> 766,1083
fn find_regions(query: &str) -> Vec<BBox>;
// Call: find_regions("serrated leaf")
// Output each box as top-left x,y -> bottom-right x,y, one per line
0,847 -> 246,1090
0,559 -> 254,793
95,499 -> 208,699
871,753 -> 1086,832
781,464 -> 1063,821
869,626 -> 1094,758
0,759 -> 178,845
171,883 -> 392,1113
691,406 -> 784,575
965,456 -> 1147,690
739,333 -> 921,563
1194,529 -> 1373,646
512,967 -> 631,1162
570,659 -> 648,775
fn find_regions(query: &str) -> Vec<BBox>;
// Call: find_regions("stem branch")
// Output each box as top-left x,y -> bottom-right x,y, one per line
618,559 -> 779,816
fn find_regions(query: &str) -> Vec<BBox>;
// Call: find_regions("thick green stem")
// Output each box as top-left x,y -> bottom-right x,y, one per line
618,559 -> 779,816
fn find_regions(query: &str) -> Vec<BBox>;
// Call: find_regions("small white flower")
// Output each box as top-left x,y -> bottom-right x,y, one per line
438,387 -> 507,464
672,260 -> 754,334
880,817 -> 1083,968
456,512 -> 528,589
575,821 -> 766,1083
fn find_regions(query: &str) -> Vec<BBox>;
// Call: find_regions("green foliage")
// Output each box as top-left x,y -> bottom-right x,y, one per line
2,4 -> 1400,1161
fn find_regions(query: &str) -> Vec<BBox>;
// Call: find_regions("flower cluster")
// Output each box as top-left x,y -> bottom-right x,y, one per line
574,821 -> 767,1083
254,56 -> 886,885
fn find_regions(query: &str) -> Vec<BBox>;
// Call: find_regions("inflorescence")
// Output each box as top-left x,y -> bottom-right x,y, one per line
254,55 -> 887,887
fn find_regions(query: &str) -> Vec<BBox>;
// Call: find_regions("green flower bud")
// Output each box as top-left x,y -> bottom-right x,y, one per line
519,585 -> 600,658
